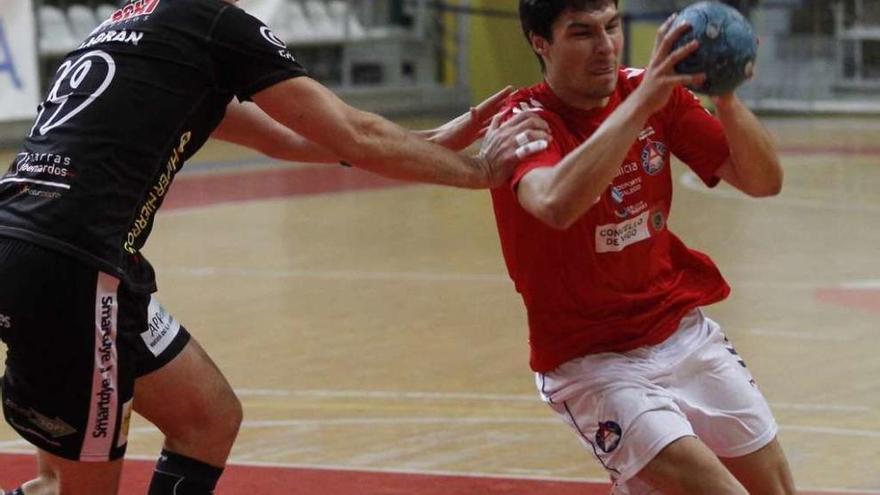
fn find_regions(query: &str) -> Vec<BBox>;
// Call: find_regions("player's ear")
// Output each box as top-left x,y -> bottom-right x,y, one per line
530,33 -> 550,58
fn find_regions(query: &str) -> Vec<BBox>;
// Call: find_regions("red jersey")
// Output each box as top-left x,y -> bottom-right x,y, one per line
491,69 -> 732,372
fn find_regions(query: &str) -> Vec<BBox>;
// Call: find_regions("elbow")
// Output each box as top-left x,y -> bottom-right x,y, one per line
748,165 -> 784,198
755,180 -> 782,197
744,179 -> 782,198
530,196 -> 579,230
338,113 -> 386,162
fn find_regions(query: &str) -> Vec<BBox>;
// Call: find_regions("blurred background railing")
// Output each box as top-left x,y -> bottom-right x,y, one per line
4,0 -> 880,147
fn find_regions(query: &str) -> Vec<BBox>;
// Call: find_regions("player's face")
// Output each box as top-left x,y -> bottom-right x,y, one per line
533,5 -> 623,104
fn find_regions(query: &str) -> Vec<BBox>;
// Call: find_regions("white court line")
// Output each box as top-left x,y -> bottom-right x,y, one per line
162,266 -> 880,294
772,402 -> 872,413
163,266 -> 511,283
109,415 -> 880,437
234,388 -> 873,414
782,425 -> 880,438
678,172 -> 880,213
746,328 -> 858,342
235,388 -> 535,402
839,280 -> 880,290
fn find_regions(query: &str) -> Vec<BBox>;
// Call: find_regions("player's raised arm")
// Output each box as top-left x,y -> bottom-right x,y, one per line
711,93 -> 783,197
516,16 -> 704,229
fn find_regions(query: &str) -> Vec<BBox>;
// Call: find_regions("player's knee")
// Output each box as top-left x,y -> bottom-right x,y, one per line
164,390 -> 241,444
194,391 -> 242,440
219,392 -> 243,438
753,465 -> 796,495
658,470 -> 747,495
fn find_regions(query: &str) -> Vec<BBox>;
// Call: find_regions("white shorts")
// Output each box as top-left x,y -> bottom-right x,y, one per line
536,309 -> 778,495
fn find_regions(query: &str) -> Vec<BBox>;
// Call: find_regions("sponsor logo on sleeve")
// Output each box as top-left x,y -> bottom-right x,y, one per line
140,297 -> 180,357
595,210 -> 651,253
260,26 -> 297,62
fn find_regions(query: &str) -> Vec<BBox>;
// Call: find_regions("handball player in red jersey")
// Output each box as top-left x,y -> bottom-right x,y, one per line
489,1 -> 796,493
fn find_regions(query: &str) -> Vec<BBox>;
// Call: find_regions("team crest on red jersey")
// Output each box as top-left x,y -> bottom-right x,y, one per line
595,421 -> 622,453
641,140 -> 667,176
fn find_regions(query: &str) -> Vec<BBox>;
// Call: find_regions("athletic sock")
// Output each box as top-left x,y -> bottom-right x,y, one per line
147,450 -> 224,495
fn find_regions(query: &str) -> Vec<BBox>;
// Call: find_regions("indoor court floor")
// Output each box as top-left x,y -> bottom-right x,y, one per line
0,115 -> 878,493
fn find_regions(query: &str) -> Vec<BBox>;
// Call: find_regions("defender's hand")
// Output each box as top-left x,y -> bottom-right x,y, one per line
430,86 -> 515,151
477,111 -> 552,188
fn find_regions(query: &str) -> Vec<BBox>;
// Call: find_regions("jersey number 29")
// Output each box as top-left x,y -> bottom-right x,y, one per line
30,50 -> 117,137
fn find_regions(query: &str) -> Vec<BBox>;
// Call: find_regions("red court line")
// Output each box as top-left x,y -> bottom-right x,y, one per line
777,145 -> 880,156
161,141 -> 879,213
164,165 -> 411,211
815,288 -> 880,315
2,453 -> 878,494
0,453 -> 600,495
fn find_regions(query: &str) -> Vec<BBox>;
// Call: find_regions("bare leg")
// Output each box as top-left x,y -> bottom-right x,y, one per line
133,338 -> 242,468
19,449 -> 122,495
721,437 -> 796,495
634,436 -> 748,495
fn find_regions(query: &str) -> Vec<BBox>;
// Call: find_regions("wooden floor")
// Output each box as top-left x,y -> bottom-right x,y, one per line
1,116 -> 879,492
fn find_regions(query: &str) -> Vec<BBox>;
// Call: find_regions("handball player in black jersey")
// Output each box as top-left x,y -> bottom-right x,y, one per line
0,0 -> 551,493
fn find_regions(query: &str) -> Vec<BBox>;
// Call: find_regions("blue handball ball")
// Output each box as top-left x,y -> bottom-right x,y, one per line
672,1 -> 758,95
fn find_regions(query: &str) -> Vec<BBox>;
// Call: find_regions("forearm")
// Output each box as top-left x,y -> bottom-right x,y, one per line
252,78 -> 489,188
522,93 -> 654,228
337,111 -> 487,188
261,127 -> 340,163
714,95 -> 783,195
212,101 -> 340,163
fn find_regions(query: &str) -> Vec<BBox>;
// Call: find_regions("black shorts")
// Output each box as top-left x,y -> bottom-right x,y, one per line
0,238 -> 190,461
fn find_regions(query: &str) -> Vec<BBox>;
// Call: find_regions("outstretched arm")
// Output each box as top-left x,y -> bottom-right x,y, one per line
212,86 -> 516,163
212,101 -> 339,163
245,77 -> 548,189
414,86 -> 515,151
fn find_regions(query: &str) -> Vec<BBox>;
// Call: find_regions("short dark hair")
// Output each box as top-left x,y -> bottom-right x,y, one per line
519,0 -> 619,69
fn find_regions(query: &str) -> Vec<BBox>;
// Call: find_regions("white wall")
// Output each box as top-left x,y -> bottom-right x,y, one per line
0,0 -> 40,122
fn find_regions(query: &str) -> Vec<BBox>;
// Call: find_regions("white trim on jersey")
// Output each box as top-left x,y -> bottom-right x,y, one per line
0,177 -> 71,189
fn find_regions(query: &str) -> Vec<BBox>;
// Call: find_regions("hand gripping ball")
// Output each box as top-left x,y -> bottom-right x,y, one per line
672,1 -> 758,95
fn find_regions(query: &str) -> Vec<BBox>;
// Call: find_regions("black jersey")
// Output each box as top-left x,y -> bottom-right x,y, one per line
0,0 -> 306,292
